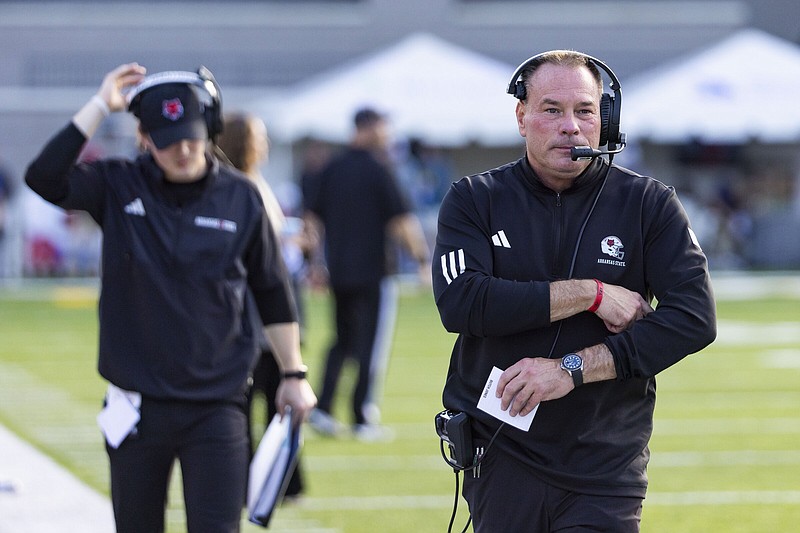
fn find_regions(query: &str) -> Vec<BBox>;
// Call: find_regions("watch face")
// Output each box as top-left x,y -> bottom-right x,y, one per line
562,353 -> 582,371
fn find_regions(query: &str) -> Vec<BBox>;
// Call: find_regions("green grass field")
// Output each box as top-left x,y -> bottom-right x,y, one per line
1,277 -> 799,532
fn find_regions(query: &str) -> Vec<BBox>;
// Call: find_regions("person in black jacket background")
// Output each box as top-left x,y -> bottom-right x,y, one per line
303,108 -> 429,441
432,50 -> 716,532
25,63 -> 316,533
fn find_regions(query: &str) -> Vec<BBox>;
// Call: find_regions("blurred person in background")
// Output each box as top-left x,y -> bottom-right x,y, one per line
432,50 -> 716,531
216,110 -> 307,500
397,136 -> 453,213
303,107 -> 430,441
25,63 -> 316,533
297,139 -> 331,291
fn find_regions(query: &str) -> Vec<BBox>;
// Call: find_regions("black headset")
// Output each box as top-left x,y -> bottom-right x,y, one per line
127,66 -> 223,142
506,51 -> 623,151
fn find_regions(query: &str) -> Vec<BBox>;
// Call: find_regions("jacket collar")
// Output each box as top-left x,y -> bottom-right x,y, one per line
517,155 -> 607,195
139,152 -> 217,207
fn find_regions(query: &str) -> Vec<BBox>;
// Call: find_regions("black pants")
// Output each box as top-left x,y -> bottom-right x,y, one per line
463,444 -> 643,532
316,283 -> 384,425
106,397 -> 249,533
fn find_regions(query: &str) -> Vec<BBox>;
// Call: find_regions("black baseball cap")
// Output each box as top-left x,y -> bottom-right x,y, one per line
135,83 -> 208,149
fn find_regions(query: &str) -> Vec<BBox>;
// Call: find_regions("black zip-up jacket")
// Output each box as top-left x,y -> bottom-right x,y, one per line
432,156 -> 716,497
26,124 -> 297,402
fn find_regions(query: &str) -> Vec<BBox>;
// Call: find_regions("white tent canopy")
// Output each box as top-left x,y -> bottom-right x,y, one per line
258,33 -> 521,147
622,29 -> 800,144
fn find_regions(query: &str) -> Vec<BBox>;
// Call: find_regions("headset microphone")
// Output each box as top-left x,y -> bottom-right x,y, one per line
571,135 -> 627,161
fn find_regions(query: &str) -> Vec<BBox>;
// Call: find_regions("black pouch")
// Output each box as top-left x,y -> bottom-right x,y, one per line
434,410 -> 474,469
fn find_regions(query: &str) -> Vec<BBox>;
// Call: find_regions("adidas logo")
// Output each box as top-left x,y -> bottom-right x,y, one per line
124,198 -> 146,217
491,230 -> 511,248
440,249 -> 465,285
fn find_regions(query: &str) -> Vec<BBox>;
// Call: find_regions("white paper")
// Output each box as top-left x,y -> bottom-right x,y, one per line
476,366 -> 537,432
97,385 -> 141,448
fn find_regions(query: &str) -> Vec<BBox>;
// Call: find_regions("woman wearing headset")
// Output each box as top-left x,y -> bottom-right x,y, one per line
25,63 -> 316,533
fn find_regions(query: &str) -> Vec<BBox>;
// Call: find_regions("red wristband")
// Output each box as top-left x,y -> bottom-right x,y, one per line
587,279 -> 604,313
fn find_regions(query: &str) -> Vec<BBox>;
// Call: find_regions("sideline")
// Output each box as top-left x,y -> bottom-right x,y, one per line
0,424 -> 115,533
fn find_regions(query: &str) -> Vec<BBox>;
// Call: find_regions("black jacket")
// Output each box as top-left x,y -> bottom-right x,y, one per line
432,156 -> 716,497
305,147 -> 411,288
26,124 -> 297,401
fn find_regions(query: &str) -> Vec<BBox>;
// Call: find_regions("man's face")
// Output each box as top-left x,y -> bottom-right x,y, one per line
144,136 -> 208,183
515,63 -> 602,190
366,119 -> 391,150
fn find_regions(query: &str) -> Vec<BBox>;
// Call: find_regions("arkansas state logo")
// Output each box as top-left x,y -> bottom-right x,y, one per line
601,236 -> 625,259
597,235 -> 627,267
162,98 -> 184,121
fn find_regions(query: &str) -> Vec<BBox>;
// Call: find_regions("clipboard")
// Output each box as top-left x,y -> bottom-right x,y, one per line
247,410 -> 303,527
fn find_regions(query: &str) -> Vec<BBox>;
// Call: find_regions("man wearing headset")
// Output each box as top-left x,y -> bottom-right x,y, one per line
25,63 -> 316,533
432,50 -> 716,531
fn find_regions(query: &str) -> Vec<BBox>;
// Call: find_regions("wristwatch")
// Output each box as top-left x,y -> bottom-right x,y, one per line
560,353 -> 584,388
281,365 -> 308,380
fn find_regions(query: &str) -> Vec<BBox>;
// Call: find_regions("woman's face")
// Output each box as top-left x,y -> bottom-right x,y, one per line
144,135 -> 208,183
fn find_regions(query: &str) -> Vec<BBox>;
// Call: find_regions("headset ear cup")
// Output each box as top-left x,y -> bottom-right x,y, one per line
599,93 -> 611,147
201,84 -> 222,140
196,66 -> 223,141
205,105 -> 217,140
211,104 -> 222,139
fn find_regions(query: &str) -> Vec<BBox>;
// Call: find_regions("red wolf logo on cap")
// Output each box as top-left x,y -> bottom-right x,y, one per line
162,98 -> 184,121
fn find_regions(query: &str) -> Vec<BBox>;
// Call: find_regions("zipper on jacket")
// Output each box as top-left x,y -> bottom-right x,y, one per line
551,191 -> 563,276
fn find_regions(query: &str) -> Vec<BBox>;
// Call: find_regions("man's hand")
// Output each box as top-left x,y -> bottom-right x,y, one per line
495,357 -> 572,417
594,283 -> 653,333
550,279 -> 653,333
495,344 -> 618,415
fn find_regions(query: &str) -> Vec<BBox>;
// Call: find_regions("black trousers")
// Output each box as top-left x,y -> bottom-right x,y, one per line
316,283 -> 383,425
106,397 -> 249,533
463,443 -> 643,532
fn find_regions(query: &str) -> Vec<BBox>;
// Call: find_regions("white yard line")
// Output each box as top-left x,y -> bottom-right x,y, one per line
712,272 -> 800,300
288,490 -> 800,512
646,490 -> 800,506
